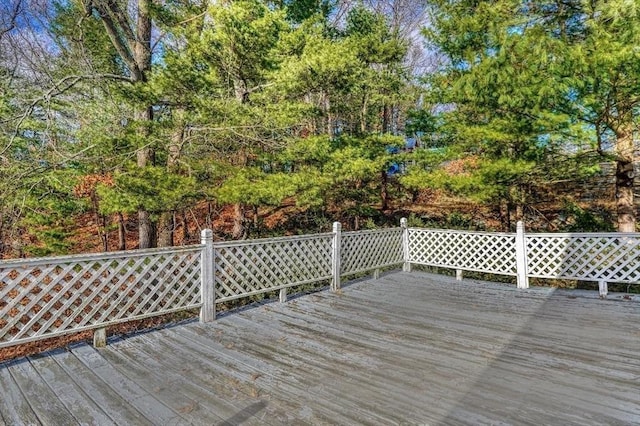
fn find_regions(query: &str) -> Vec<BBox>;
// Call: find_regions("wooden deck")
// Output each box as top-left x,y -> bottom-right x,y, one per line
1,271 -> 639,425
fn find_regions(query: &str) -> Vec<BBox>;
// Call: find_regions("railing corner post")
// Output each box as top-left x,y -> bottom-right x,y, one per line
515,221 -> 529,289
200,228 -> 216,322
401,217 -> 411,272
331,222 -> 341,291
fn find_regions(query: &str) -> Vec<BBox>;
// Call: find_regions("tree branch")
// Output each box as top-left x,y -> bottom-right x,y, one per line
0,0 -> 22,39
1,73 -> 134,157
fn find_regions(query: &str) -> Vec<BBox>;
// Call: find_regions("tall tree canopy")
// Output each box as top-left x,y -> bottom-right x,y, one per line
420,0 -> 640,231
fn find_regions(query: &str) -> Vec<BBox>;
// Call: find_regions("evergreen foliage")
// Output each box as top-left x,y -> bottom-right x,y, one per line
2,0 -> 637,254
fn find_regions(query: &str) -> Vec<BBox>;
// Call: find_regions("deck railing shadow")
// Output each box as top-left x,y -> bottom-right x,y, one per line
1,219 -> 638,350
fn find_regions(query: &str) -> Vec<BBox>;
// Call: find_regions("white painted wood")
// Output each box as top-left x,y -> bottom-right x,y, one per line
279,288 -> 287,303
598,280 -> 608,298
373,269 -> 380,279
200,229 -> 215,322
5,220 -> 640,351
516,221 -> 529,289
401,218 -> 411,272
1,246 -> 202,348
341,228 -> 403,276
331,222 -> 342,291
408,228 -> 516,276
456,269 -> 463,281
526,233 -> 640,283
93,327 -> 107,348
214,234 -> 332,301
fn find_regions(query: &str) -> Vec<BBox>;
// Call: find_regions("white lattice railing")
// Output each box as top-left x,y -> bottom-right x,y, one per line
4,219 -> 640,349
214,233 -> 333,303
407,228 -> 517,276
341,228 -> 404,276
0,246 -> 203,349
526,233 -> 640,283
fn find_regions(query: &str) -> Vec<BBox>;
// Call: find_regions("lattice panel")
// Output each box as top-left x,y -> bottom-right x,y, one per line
214,234 -> 333,302
408,229 -> 517,275
341,228 -> 403,275
0,247 -> 202,348
527,234 -> 640,282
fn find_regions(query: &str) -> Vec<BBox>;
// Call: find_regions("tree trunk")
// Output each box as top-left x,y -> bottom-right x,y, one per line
324,93 -> 333,138
515,203 -> 524,222
117,212 -> 126,251
138,210 -> 155,249
380,169 -> 389,211
100,214 -> 108,252
89,0 -> 154,246
615,126 -> 636,232
157,109 -> 185,247
136,106 -> 156,248
157,211 -> 175,247
181,210 -> 190,243
231,203 -> 245,240
360,94 -> 368,134
382,104 -> 390,133
135,0 -> 155,248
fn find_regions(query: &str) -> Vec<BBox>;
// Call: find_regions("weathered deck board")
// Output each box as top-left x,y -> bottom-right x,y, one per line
1,271 -> 639,425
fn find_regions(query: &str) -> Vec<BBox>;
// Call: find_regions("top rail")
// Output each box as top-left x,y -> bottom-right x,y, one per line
213,232 -> 334,248
0,244 -> 204,268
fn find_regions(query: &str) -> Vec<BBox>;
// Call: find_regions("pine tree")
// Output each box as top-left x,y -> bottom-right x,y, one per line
418,0 -> 639,230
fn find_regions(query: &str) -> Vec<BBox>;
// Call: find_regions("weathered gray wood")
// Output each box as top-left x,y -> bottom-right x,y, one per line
71,344 -> 185,425
125,330 -> 316,425
1,271 -> 639,425
7,358 -> 78,425
0,361 -> 39,425
174,324 -> 388,425
52,348 -> 153,425
28,352 -> 116,425
101,336 -> 273,426
96,343 -> 230,426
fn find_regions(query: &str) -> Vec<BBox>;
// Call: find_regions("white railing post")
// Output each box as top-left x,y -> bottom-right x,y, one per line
331,222 -> 341,291
200,229 -> 216,322
515,221 -> 529,289
401,218 -> 411,272
598,280 -> 608,298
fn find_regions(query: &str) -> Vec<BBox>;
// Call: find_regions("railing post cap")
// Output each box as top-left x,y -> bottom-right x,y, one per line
400,217 -> 408,227
201,228 -> 213,241
516,221 -> 525,231
333,221 -> 341,232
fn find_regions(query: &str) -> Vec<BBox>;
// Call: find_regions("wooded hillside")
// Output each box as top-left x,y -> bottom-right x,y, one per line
1,0 -> 638,257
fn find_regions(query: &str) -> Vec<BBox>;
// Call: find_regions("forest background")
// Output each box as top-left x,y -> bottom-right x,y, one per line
1,0 -> 639,258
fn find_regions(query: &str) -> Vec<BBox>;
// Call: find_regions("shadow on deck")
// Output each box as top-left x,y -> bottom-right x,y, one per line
1,271 -> 639,425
